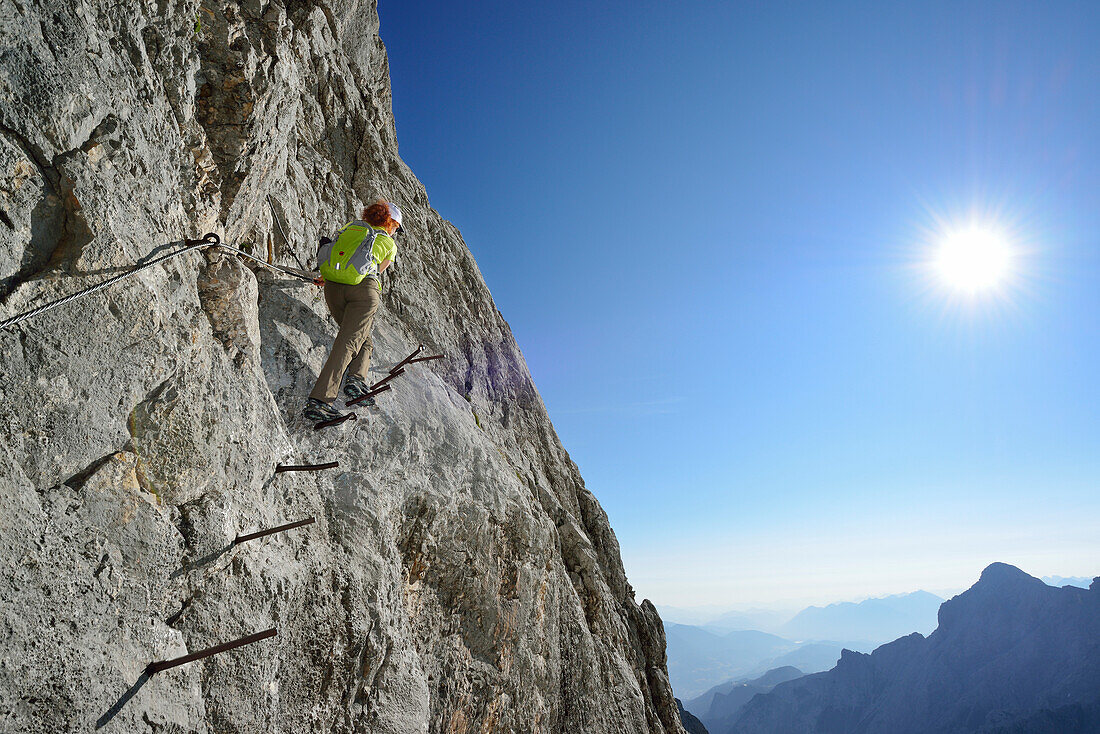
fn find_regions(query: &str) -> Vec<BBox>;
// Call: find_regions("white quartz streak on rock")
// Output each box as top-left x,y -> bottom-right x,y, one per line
0,2 -> 686,733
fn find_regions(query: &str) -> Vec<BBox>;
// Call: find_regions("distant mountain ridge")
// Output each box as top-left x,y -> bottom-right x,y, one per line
685,667 -> 803,734
778,590 -> 942,644
666,589 -> 941,697
686,667 -> 804,722
1041,575 -> 1093,588
730,564 -> 1100,734
665,625 -> 816,698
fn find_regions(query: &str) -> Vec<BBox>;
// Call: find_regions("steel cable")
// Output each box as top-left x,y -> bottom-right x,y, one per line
0,232 -> 318,331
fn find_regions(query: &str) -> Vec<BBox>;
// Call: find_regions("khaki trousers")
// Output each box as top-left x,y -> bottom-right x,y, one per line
309,280 -> 380,402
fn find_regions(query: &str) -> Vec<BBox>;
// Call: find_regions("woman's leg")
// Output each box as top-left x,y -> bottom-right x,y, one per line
324,282 -> 346,325
346,286 -> 381,384
308,283 -> 379,402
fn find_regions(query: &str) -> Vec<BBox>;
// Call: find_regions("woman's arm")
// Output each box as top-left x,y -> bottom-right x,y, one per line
378,258 -> 393,274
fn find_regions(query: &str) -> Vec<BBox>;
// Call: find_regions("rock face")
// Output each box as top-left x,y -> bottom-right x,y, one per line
729,564 -> 1100,734
676,699 -> 709,734
0,2 -> 686,732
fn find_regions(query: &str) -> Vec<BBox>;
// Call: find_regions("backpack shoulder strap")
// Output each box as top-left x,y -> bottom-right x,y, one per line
346,225 -> 383,275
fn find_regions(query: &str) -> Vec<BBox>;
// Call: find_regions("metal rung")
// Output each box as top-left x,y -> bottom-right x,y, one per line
235,517 -> 316,545
313,412 -> 356,430
408,354 -> 444,365
274,461 -> 338,473
388,345 -> 426,374
146,628 -> 277,675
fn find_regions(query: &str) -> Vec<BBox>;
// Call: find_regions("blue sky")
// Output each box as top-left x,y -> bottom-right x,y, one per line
379,1 -> 1100,607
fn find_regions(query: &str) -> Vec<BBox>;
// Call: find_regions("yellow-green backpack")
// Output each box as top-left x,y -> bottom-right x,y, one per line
318,221 -> 383,285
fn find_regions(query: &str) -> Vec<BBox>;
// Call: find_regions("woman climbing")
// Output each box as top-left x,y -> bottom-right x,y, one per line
303,199 -> 401,423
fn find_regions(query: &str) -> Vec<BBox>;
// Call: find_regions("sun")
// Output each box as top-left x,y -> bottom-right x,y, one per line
933,225 -> 1014,293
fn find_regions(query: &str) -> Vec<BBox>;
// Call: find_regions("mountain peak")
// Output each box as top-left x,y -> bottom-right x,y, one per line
936,562 -> 1070,637
977,562 -> 1036,586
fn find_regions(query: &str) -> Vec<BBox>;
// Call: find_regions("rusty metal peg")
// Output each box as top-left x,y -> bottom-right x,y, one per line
365,383 -> 393,399
347,381 -> 392,407
274,461 -> 339,473
146,628 -> 277,675
408,353 -> 444,365
370,368 -> 405,391
388,344 -> 425,374
347,371 -> 402,407
235,517 -> 316,545
313,412 -> 356,430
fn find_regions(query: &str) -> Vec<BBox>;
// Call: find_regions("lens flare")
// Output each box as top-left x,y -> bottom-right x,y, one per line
934,225 -> 1013,293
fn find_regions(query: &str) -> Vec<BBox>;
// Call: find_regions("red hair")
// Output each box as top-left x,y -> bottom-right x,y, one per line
362,199 -> 398,229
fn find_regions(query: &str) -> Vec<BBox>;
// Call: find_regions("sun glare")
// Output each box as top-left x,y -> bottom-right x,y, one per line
934,225 -> 1013,293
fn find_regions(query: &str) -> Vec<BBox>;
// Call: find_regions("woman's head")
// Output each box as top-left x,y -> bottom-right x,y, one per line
362,199 -> 403,234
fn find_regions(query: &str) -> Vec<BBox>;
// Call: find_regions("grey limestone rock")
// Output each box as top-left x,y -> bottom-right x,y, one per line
0,1 -> 686,732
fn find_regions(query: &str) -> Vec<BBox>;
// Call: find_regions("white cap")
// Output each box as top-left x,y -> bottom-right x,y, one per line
386,202 -> 403,225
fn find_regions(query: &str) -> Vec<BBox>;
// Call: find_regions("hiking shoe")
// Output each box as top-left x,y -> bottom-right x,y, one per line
343,377 -> 374,405
303,398 -> 343,423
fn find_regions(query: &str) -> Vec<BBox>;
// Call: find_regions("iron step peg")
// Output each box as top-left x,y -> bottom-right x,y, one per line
235,517 -> 316,545
369,368 -> 404,392
345,367 -> 407,407
274,461 -> 339,473
347,371 -> 402,407
146,628 -> 277,675
314,412 -> 356,430
407,353 -> 444,366
389,344 -> 445,374
347,382 -> 391,407
344,346 -> 447,408
387,345 -> 425,374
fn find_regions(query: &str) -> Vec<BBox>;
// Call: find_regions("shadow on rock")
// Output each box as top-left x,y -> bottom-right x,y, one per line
257,276 -> 332,419
95,670 -> 150,730
168,543 -> 233,580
